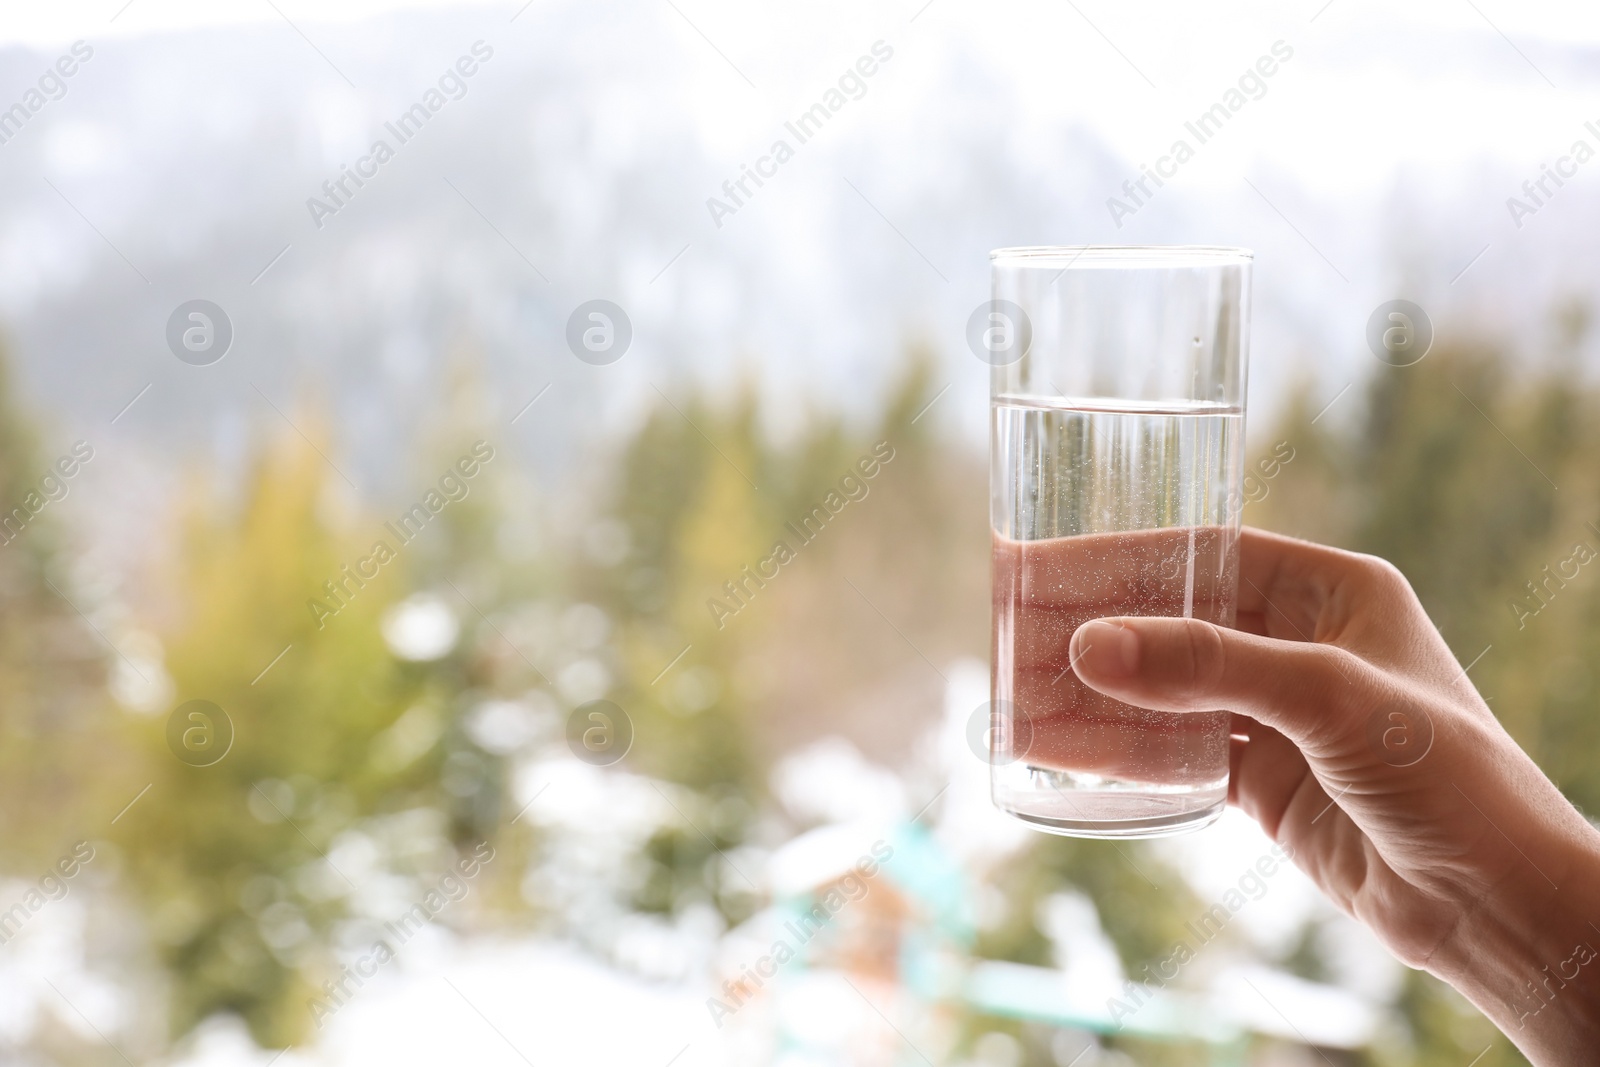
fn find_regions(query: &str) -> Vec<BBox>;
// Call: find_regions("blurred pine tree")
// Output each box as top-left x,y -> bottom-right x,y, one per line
115,422 -> 477,1047
0,348 -> 108,868
580,389 -> 765,925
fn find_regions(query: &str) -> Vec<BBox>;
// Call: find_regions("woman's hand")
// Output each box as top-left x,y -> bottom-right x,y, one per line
1069,527 -> 1600,1066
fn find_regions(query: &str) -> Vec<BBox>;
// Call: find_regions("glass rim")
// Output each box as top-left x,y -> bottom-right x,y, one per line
989,244 -> 1254,267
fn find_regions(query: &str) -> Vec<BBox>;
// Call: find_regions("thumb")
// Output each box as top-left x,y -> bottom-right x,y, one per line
1069,617 -> 1369,751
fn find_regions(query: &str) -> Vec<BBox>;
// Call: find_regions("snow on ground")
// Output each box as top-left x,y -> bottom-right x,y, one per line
172,938 -> 721,1067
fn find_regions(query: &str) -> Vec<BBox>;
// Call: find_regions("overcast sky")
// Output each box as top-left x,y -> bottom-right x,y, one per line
6,0 -> 1599,203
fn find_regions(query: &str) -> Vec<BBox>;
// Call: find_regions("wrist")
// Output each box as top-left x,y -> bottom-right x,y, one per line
1430,821 -> 1600,1062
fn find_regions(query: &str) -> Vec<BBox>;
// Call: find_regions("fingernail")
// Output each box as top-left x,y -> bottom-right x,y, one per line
1075,620 -> 1140,680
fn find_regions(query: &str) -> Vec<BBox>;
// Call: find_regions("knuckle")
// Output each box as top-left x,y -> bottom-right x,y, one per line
1300,644 -> 1387,740
1352,552 -> 1414,598
1316,641 -> 1365,683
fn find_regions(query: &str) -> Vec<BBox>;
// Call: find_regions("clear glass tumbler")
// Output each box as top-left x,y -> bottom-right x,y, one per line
986,245 -> 1251,838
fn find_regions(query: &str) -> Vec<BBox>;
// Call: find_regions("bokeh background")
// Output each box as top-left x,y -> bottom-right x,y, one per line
1,0 -> 1598,1064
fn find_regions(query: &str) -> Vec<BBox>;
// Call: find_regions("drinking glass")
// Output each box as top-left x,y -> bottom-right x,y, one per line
986,245 -> 1251,838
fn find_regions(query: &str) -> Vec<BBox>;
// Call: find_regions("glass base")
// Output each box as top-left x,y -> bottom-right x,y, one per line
993,765 -> 1229,839
998,797 -> 1226,839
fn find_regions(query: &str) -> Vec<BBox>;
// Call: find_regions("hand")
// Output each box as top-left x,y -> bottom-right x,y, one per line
1068,527 -> 1600,1066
